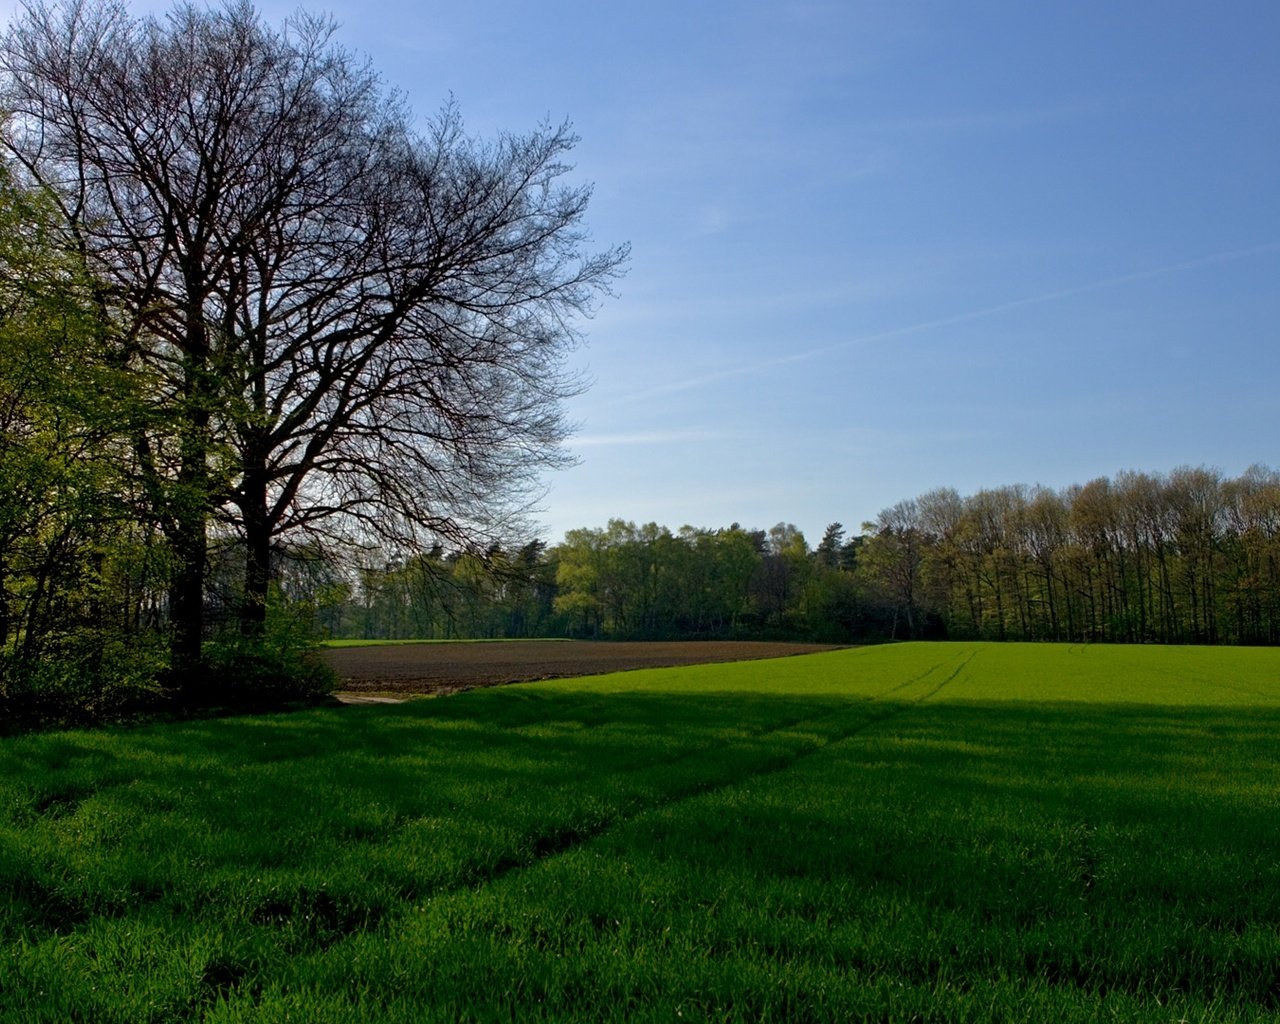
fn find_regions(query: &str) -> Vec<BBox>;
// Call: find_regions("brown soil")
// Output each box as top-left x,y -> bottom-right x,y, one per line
325,640 -> 844,698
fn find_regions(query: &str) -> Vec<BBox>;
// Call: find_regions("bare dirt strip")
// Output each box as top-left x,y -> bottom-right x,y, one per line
325,640 -> 845,700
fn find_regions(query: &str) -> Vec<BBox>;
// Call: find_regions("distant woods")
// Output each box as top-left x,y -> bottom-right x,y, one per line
330,465 -> 1280,647
861,466 -> 1280,645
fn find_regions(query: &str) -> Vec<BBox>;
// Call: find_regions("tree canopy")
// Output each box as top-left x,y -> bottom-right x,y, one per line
0,0 -> 624,695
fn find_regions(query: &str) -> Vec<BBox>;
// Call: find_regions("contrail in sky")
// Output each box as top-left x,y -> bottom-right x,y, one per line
623,240 -> 1280,402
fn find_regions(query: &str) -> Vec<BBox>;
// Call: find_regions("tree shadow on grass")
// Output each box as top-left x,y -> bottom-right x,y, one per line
539,699 -> 1280,1012
4,690 -> 1280,1014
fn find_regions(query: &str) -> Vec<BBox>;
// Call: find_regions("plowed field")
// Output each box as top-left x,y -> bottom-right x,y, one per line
324,640 -> 844,697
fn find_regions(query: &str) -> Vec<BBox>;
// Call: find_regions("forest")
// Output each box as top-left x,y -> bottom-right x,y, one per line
323,464 -> 1280,647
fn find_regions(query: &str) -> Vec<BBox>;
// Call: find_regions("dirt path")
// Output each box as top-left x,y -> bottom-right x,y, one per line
326,640 -> 845,699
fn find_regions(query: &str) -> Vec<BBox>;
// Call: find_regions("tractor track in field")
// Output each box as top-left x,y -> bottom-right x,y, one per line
413,646 -> 974,900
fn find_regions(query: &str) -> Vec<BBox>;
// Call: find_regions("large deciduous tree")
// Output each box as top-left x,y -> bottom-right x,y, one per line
0,0 -> 625,678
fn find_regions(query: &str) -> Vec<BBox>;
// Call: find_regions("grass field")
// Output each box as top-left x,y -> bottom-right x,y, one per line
2,642 -> 1279,1022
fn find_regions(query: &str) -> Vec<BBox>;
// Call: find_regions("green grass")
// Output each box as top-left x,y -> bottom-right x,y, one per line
2,642 -> 1279,1021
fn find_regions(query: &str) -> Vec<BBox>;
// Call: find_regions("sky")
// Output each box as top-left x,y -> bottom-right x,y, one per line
5,0 -> 1278,546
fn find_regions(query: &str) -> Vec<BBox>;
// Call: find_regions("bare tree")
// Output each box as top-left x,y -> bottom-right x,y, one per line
1,0 -> 626,676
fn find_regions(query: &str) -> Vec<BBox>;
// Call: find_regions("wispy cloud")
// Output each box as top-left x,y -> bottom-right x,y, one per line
856,100 -> 1114,138
691,203 -> 735,237
619,241 -> 1280,403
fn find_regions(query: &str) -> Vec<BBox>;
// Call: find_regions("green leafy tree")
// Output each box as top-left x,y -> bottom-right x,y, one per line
0,162 -> 166,717
554,528 -> 607,638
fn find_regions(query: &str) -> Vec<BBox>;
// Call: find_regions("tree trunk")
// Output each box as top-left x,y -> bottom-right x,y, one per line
169,314 -> 212,680
242,514 -> 271,638
0,553 -> 9,651
169,512 -> 206,674
240,453 -> 271,638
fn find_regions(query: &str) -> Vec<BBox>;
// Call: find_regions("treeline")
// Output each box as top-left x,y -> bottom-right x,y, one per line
882,466 -> 1280,645
329,466 -> 1280,646
320,523 -> 873,643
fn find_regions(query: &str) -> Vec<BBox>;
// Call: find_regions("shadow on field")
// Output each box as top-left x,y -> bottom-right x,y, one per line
410,696 -> 1280,1013
8,691 -> 1280,838
5,689 -> 1280,1016
7,690 -> 1279,874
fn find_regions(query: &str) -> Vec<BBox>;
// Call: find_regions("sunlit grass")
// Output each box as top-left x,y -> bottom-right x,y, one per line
549,640 -> 1280,705
3,642 -> 1279,1021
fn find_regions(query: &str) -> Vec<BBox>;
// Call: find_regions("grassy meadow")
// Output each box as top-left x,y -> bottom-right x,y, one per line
2,642 -> 1279,1022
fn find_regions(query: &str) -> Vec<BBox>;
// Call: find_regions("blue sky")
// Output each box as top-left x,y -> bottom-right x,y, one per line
7,0 -> 1278,545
